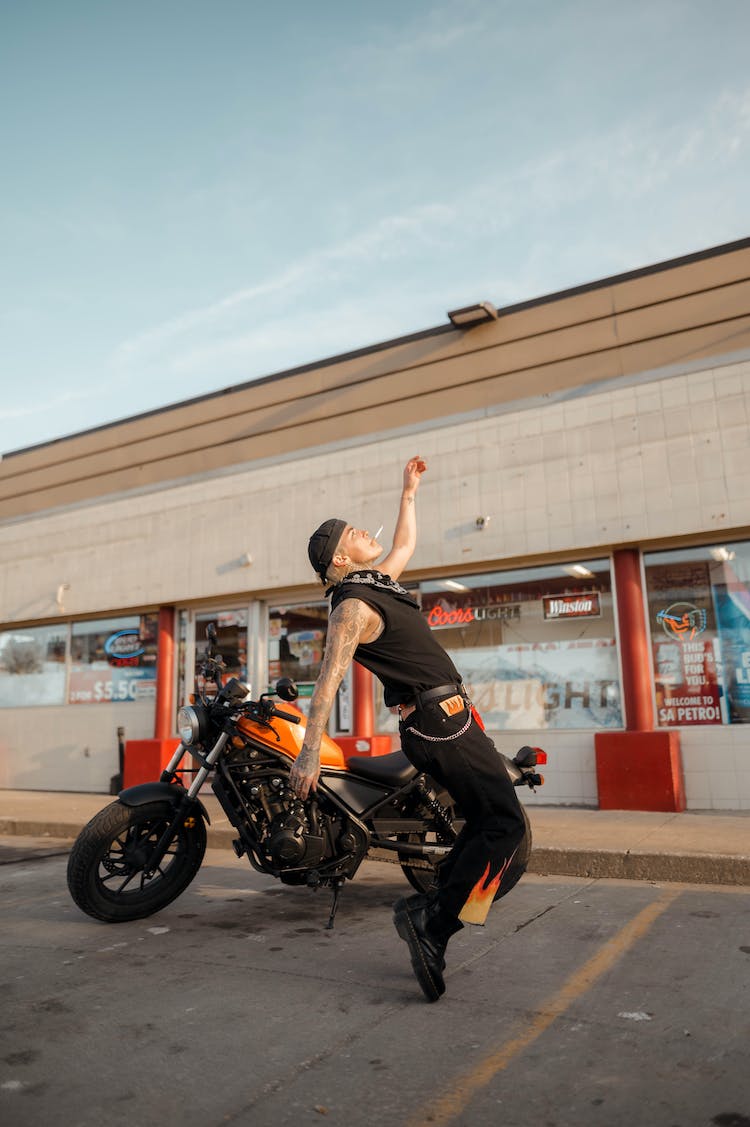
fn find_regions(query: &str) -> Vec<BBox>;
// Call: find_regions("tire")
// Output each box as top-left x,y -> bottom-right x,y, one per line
399,802 -> 532,901
66,800 -> 207,923
496,802 -> 532,901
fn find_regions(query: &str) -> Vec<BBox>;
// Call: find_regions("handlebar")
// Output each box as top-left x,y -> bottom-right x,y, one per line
270,706 -> 302,725
239,700 -> 302,726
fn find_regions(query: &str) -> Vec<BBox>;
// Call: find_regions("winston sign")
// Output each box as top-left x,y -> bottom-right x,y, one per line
542,593 -> 601,620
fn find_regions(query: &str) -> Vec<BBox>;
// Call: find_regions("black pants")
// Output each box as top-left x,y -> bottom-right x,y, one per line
400,699 -> 526,925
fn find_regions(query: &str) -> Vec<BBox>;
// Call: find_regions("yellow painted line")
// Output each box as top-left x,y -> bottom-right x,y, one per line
409,888 -> 681,1127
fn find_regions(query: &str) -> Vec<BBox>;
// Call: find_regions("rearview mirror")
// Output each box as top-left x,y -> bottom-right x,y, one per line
275,677 -> 299,702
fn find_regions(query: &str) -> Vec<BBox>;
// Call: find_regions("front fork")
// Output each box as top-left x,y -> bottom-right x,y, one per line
143,732 -> 230,876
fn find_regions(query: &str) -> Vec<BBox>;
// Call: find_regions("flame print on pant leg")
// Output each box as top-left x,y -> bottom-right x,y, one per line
458,850 -> 518,926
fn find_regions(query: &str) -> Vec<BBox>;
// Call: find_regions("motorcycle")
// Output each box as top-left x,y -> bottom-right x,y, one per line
67,624 -> 547,928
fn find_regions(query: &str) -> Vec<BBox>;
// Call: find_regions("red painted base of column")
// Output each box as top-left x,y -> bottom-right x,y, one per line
123,739 -> 181,788
336,735 -> 395,758
595,731 -> 685,812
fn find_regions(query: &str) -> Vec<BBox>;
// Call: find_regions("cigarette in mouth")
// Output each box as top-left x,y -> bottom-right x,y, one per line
375,525 -> 383,540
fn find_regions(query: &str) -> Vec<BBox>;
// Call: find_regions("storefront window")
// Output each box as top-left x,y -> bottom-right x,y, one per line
69,615 -> 158,704
375,561 -> 622,732
268,602 -> 351,729
193,610 -> 248,697
0,624 -> 68,707
645,541 -> 750,726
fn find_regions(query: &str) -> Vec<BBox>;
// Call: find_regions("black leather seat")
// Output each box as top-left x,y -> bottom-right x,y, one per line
346,749 -> 417,786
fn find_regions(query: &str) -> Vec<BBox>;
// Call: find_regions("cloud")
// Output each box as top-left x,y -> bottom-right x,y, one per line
0,388 -> 92,423
110,81 -> 750,394
115,259 -> 314,360
113,201 -> 455,366
165,298 -> 409,378
0,388 -> 107,453
341,0 -> 489,70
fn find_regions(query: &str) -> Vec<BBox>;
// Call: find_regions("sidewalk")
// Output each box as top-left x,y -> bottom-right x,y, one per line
1,789 -> 748,886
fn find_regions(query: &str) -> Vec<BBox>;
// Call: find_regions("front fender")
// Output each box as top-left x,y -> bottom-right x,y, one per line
118,782 -> 210,824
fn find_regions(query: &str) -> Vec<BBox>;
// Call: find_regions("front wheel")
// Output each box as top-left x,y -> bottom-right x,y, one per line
399,802 -> 532,900
67,800 -> 207,922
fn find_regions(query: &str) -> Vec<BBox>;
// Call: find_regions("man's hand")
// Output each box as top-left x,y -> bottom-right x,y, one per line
403,455 -> 427,495
288,745 -> 320,801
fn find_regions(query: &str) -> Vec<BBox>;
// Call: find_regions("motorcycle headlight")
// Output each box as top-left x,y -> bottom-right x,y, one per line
177,705 -> 201,745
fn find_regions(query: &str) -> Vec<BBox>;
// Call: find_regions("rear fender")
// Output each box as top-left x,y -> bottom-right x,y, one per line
118,782 -> 210,824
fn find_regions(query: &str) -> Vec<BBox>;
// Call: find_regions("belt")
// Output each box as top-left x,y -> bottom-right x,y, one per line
398,682 -> 467,721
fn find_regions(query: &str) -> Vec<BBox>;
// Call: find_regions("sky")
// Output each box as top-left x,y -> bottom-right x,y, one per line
1,0 -> 749,456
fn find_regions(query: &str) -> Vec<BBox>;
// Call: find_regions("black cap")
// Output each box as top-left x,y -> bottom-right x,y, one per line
308,518 -> 348,582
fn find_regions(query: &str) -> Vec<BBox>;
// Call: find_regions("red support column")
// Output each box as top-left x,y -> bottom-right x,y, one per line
613,548 -> 654,731
353,661 -> 374,738
154,605 -> 176,740
595,550 -> 685,811
336,662 -> 393,759
123,606 -> 180,787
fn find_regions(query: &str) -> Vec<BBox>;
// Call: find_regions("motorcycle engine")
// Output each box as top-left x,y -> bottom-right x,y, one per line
231,766 -> 329,872
221,752 -> 367,881
268,808 -> 326,868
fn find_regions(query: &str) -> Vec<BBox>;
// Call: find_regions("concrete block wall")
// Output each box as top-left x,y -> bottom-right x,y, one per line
680,726 -> 750,811
0,701 -> 153,793
1,355 -> 749,801
1,357 -> 748,624
496,732 -> 599,809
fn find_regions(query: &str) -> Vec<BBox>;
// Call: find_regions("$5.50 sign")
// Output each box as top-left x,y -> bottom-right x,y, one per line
68,668 -> 156,705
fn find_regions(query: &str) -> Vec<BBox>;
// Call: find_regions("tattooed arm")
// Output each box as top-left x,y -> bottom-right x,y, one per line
288,598 -> 382,800
378,456 -> 426,581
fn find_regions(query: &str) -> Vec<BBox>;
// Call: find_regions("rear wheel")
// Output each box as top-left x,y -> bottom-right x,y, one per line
399,831 -> 445,894
398,788 -> 459,895
399,802 -> 532,900
495,802 -> 532,900
66,800 -> 206,922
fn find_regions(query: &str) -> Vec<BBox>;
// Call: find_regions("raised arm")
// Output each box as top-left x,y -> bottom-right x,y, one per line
377,456 -> 427,581
288,598 -> 381,799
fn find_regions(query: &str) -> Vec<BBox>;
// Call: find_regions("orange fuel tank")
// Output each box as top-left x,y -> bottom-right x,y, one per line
235,712 -> 347,769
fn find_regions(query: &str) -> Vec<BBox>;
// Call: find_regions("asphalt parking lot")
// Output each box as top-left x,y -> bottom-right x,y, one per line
1,842 -> 748,1127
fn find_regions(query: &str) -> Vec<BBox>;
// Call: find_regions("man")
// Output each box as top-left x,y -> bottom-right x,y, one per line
290,456 -> 526,1002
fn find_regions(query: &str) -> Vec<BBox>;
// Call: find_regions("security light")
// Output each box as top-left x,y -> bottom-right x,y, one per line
447,302 -> 499,328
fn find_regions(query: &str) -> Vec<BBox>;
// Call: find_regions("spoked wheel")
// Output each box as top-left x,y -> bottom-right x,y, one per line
398,802 -> 532,901
67,800 -> 207,922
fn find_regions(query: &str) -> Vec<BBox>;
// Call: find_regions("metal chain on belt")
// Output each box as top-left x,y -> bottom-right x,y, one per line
406,711 -> 473,742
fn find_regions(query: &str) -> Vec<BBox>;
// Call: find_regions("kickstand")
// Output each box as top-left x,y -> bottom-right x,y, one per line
325,878 -> 345,930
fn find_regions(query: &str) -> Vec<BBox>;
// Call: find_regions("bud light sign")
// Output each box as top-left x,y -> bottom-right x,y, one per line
68,615 -> 157,705
104,630 -> 145,660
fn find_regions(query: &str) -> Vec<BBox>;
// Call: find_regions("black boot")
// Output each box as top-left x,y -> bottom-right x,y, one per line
393,893 -> 462,1002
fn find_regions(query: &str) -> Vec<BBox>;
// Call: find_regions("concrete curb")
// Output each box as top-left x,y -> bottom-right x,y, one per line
528,848 -> 750,887
0,818 -> 240,851
2,817 -> 748,887
0,819 -> 85,839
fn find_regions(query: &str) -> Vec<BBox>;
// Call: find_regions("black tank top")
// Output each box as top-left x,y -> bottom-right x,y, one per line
330,570 -> 461,706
